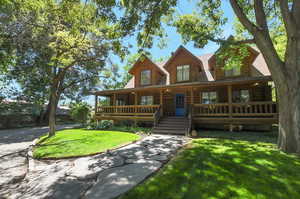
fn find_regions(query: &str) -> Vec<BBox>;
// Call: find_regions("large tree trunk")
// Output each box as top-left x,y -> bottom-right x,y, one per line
48,79 -> 61,137
277,85 -> 300,154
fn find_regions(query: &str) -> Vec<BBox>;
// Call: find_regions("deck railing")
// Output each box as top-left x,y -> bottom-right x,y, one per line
193,101 -> 277,117
97,105 -> 160,116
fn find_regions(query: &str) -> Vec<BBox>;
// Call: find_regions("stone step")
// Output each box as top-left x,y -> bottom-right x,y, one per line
158,122 -> 188,126
153,126 -> 187,131
156,124 -> 189,128
152,129 -> 186,135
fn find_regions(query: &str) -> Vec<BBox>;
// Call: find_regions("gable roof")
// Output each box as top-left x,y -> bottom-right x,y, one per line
163,45 -> 204,70
128,54 -> 167,76
197,53 -> 215,81
123,45 -> 271,89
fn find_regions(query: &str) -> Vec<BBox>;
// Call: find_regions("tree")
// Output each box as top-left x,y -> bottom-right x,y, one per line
157,0 -> 299,154
0,0 -> 124,136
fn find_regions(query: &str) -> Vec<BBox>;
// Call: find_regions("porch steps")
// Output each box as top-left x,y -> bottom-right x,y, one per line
152,117 -> 189,135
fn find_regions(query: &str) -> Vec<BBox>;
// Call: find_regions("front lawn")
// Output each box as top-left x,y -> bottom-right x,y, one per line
33,129 -> 140,159
120,131 -> 300,199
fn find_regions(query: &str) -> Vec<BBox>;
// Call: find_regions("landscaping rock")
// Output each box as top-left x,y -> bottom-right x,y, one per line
68,154 -> 125,179
0,151 -> 27,187
84,161 -> 162,199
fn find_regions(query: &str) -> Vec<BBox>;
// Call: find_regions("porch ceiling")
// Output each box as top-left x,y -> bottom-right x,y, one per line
91,76 -> 272,96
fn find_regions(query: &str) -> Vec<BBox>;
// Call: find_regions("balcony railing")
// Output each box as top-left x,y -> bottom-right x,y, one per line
96,105 -> 160,116
193,101 -> 278,117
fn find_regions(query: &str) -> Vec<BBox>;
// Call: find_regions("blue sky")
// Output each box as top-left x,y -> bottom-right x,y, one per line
87,0 -> 236,105
116,0 -> 235,64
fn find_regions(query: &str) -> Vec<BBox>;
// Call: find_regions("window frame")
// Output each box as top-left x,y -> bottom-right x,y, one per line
224,67 -> 241,77
233,89 -> 250,103
140,96 -> 154,105
140,69 -> 151,86
176,65 -> 190,82
201,91 -> 218,104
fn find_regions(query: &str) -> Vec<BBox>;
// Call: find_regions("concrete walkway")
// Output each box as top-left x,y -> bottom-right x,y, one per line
0,124 -> 78,196
1,132 -> 189,199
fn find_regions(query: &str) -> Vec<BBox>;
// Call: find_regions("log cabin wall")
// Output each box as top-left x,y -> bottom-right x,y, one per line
211,47 -> 258,80
130,58 -> 165,88
164,49 -> 203,84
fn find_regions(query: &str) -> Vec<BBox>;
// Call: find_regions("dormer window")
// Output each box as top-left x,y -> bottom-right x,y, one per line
177,65 -> 190,82
224,67 -> 241,77
140,69 -> 151,85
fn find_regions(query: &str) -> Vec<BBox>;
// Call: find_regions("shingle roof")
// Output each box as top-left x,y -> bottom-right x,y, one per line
197,53 -> 215,82
123,46 -> 271,89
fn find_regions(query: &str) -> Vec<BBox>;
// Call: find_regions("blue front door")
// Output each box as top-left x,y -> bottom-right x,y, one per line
175,94 -> 185,116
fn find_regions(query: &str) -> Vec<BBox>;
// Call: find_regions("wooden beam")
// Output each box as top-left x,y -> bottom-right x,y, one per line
228,85 -> 233,119
191,88 -> 194,104
160,89 -> 163,116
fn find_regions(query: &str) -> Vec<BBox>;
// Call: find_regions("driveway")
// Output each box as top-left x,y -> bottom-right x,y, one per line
0,124 -> 78,196
0,129 -> 189,199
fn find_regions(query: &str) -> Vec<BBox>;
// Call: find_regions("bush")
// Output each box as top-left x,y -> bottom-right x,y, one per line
70,102 -> 91,126
86,120 -> 113,130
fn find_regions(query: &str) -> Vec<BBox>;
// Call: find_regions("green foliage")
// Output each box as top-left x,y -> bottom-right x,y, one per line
121,131 -> 300,199
216,42 -> 250,71
109,125 -> 152,134
33,129 -> 140,158
70,102 -> 91,125
86,120 -> 113,130
172,0 -> 227,48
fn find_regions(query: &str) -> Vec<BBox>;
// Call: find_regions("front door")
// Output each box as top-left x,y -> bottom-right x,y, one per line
175,94 -> 185,116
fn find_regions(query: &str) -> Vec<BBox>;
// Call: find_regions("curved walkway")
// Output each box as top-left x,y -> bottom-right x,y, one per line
1,129 -> 189,199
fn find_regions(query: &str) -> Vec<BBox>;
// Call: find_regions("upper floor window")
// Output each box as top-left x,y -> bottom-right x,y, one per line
140,70 -> 151,85
224,67 -> 241,77
140,96 -> 153,105
177,65 -> 190,82
233,89 -> 250,102
202,91 -> 217,104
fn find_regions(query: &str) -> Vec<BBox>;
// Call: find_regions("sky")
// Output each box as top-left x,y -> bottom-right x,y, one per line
87,0 -> 236,105
115,0 -> 235,63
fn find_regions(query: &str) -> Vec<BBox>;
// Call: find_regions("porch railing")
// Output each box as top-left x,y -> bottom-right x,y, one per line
193,101 -> 277,117
97,105 -> 160,116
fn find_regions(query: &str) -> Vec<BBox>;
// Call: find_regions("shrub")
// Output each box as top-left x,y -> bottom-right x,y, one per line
70,102 -> 91,126
86,120 -> 113,130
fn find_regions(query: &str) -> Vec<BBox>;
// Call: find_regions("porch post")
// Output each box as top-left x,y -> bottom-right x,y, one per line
95,95 -> 98,114
113,93 -> 116,113
134,92 -> 138,126
160,89 -> 163,116
190,88 -> 194,105
228,85 -> 232,118
228,85 -> 233,132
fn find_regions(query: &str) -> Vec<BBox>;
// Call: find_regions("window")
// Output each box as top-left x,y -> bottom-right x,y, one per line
140,96 -> 153,105
177,65 -> 190,82
140,70 -> 151,85
224,67 -> 241,77
202,91 -> 217,104
233,89 -> 250,102
116,99 -> 125,106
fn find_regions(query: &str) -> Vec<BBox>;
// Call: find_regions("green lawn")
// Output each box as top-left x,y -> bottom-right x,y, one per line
33,129 -> 140,159
120,130 -> 300,199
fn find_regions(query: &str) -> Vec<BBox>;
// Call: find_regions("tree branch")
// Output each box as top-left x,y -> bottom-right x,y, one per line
253,0 -> 268,31
60,75 -> 107,92
229,0 -> 257,34
279,0 -> 297,37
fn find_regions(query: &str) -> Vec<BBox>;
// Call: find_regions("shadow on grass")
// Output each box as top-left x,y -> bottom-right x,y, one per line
120,133 -> 300,199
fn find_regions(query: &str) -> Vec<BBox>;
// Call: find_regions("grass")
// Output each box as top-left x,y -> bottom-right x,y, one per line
120,130 -> 300,199
33,129 -> 140,159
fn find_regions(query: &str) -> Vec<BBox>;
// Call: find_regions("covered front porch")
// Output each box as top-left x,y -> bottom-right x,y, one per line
93,77 -> 278,127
